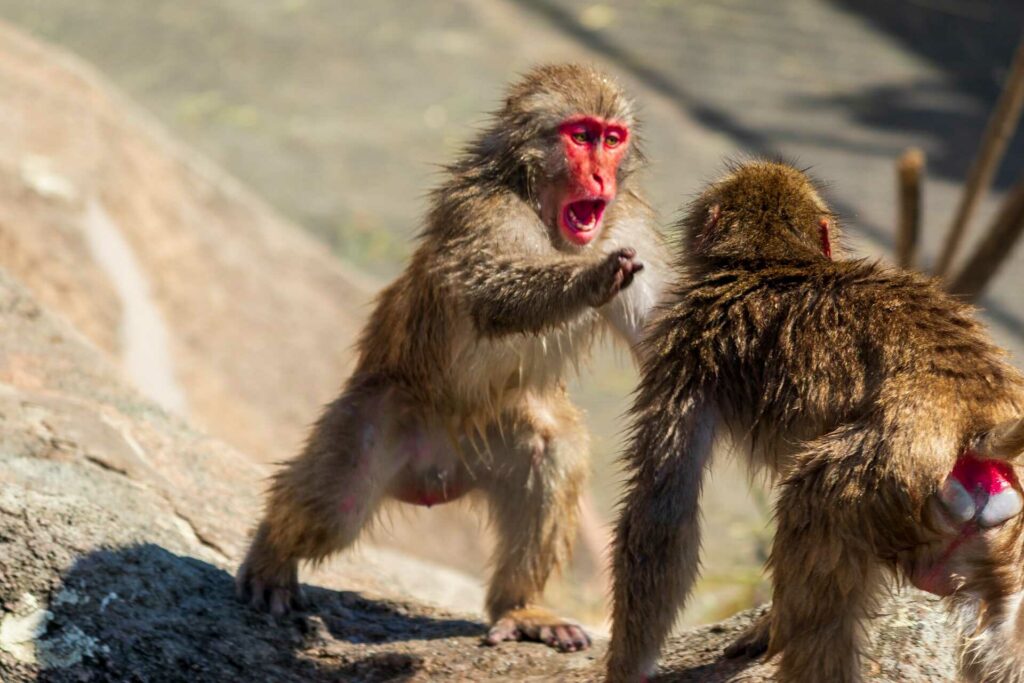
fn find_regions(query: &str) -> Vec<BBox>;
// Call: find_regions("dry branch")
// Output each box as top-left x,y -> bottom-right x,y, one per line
935,31 -> 1024,278
948,177 -> 1024,300
896,148 -> 924,269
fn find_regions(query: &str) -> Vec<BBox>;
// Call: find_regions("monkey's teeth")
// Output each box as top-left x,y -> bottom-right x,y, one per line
565,200 -> 604,232
940,478 -> 976,523
979,488 -> 1023,527
569,207 -> 595,229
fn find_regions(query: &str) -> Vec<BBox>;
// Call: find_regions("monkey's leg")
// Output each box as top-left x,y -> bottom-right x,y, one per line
606,401 -> 717,682
766,457 -> 888,683
480,393 -> 592,653
236,386 -> 407,615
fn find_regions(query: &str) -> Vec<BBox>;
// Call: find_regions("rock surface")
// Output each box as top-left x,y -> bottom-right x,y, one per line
0,19 -> 372,463
0,267 -> 962,682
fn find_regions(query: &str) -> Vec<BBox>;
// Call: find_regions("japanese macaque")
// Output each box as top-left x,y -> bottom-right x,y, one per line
236,64 -> 670,652
606,160 -> 1024,682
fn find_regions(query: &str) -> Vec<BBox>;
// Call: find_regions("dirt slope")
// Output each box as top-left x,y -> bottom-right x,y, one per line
0,19 -> 372,463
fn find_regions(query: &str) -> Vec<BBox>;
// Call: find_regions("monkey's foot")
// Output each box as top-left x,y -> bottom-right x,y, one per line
235,548 -> 305,617
723,611 -> 770,659
484,606 -> 592,652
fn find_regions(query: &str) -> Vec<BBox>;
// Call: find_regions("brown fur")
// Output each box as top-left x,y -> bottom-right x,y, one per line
236,64 -> 670,652
606,160 -> 1024,681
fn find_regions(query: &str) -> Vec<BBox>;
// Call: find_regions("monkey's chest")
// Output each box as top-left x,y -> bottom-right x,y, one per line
449,313 -> 602,409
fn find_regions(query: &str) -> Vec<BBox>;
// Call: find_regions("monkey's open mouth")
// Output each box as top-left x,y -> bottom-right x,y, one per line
562,199 -> 606,243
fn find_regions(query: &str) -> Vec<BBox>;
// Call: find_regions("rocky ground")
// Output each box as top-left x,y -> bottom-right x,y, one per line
0,267 -> 959,683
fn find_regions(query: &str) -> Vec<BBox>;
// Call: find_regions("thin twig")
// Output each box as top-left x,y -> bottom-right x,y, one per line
895,148 -> 924,269
935,31 -> 1024,278
947,177 -> 1024,300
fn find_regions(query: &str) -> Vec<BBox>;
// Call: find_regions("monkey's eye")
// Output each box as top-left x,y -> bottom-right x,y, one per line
571,131 -> 589,144
605,133 -> 621,148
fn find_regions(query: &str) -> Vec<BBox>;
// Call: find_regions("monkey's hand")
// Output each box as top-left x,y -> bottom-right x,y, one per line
236,525 -> 305,617
908,454 -> 1023,596
484,606 -> 592,653
586,247 -> 644,308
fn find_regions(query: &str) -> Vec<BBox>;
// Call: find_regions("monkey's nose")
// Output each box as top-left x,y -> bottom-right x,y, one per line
591,173 -> 604,194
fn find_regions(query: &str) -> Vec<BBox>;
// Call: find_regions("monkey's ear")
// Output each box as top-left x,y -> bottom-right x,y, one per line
818,218 -> 833,260
706,204 -> 721,231
973,417 -> 1024,460
694,204 -> 721,252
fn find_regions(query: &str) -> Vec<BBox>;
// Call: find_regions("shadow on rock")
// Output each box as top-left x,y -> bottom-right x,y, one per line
37,544 -> 484,682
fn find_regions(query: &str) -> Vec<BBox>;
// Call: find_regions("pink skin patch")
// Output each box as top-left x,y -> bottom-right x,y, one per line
913,451 -> 1023,596
391,432 -> 468,508
951,453 -> 1017,498
557,116 -> 629,245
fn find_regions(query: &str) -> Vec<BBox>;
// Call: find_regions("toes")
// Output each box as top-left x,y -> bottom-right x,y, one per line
239,574 -> 304,616
291,584 -> 307,610
553,626 -> 572,651
564,625 -> 591,652
979,487 -> 1023,528
234,567 -> 250,601
538,625 -> 556,648
724,635 -> 768,659
245,577 -> 266,611
269,587 -> 293,617
723,639 -> 747,659
484,618 -> 519,646
543,624 -> 590,652
488,613 -> 590,652
743,637 -> 769,658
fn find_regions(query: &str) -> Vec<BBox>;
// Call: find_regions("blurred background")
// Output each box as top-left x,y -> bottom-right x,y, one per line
1,0 -> 1023,632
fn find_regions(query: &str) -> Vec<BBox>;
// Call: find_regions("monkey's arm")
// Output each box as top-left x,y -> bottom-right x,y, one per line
607,387 -> 717,681
459,248 -> 642,338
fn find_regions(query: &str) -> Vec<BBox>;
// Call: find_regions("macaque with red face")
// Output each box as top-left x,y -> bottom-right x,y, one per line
236,64 -> 670,652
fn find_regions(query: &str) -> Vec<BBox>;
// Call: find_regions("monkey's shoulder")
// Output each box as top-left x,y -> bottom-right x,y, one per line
422,183 -> 545,247
680,258 -> 961,316
652,258 -> 987,363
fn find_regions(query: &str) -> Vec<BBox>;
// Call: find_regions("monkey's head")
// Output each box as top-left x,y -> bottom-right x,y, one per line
478,64 -> 641,248
683,160 -> 840,265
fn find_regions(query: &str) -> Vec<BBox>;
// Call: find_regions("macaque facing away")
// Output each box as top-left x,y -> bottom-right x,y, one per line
607,160 -> 1024,682
236,64 -> 669,652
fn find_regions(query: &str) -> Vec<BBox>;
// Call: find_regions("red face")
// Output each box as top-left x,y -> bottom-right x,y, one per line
554,116 -> 629,246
